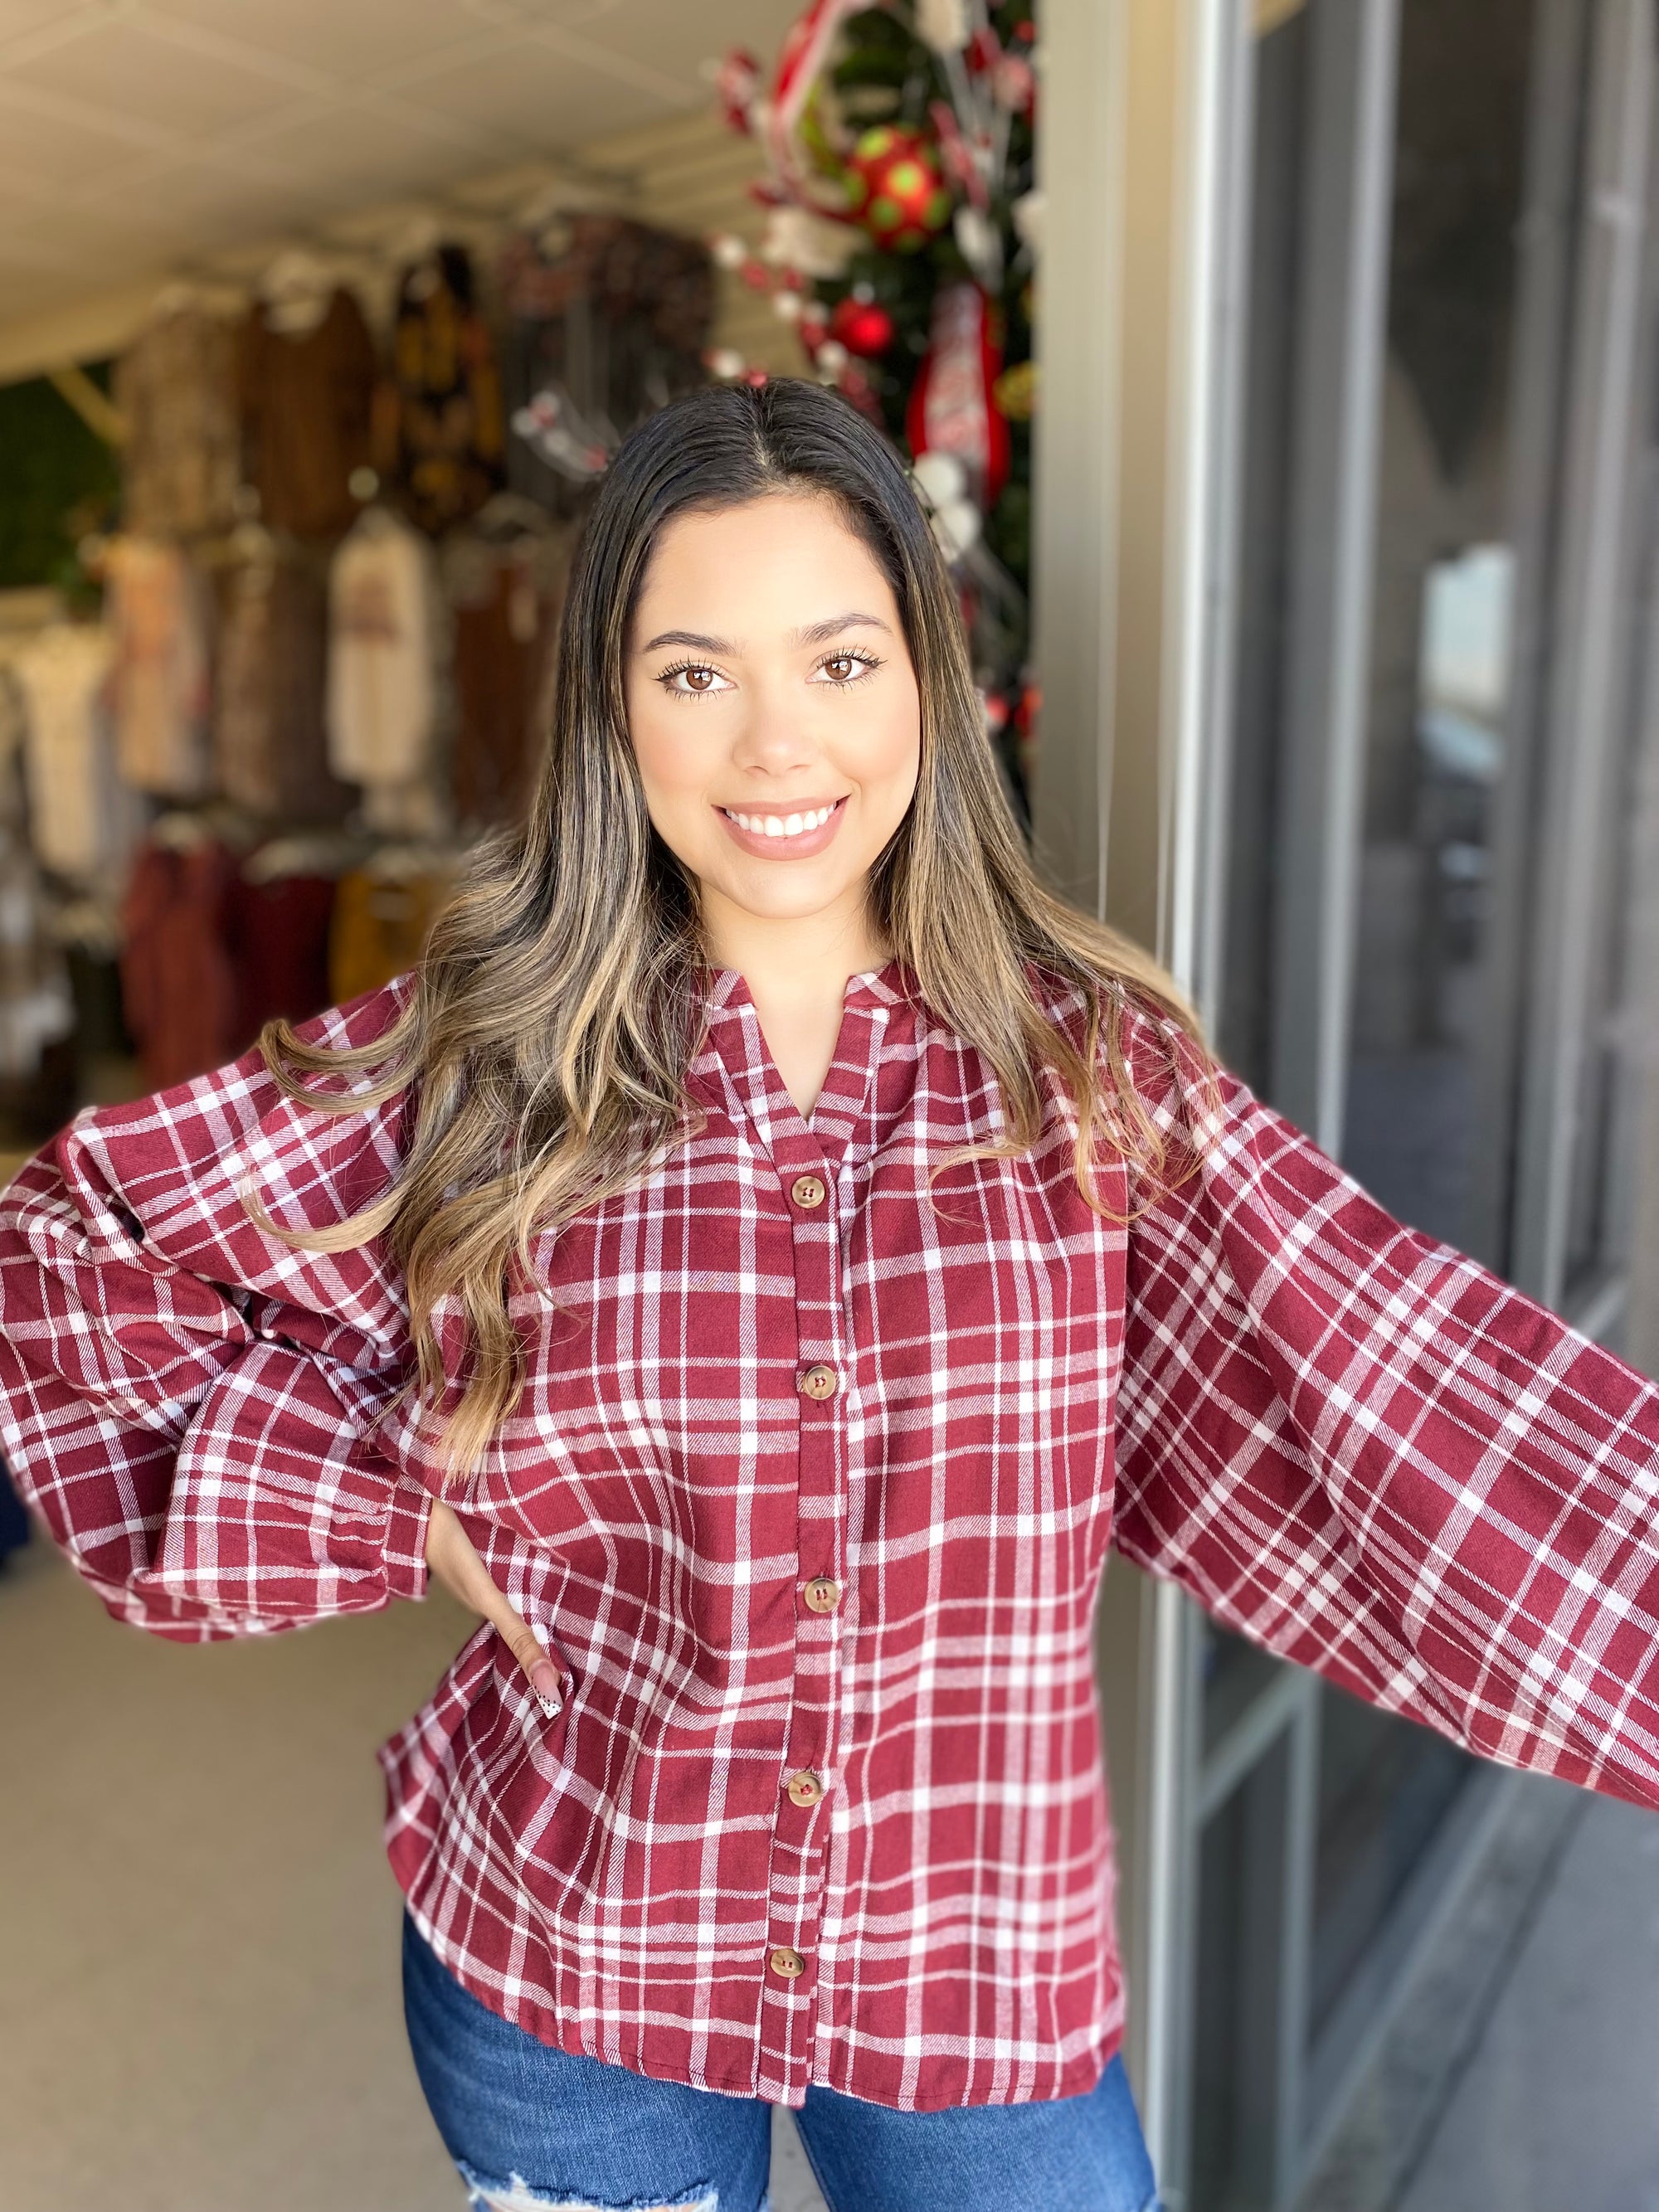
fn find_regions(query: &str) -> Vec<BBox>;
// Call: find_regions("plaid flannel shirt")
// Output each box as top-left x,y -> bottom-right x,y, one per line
0,960 -> 1656,2112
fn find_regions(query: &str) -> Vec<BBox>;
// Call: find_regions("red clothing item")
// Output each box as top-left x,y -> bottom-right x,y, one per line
119,838 -> 241,1090
1,963 -> 1657,2112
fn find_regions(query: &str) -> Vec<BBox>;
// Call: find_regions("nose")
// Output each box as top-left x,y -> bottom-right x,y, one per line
726,670 -> 820,782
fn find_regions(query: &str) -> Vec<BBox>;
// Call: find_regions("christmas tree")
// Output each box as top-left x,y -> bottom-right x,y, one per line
711,0 -> 1040,821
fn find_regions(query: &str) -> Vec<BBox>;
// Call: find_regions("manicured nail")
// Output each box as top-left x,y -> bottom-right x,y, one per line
530,1659 -> 563,1715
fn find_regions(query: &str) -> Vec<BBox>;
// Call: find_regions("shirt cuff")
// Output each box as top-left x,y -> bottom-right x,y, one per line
383,1471 -> 435,1602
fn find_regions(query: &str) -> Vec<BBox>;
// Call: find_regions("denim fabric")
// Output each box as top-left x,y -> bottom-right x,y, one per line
401,1908 -> 1161,2212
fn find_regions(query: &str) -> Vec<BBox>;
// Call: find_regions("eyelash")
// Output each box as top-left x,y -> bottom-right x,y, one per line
654,649 -> 886,700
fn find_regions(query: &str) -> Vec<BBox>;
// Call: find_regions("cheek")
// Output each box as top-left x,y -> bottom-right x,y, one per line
849,682 -> 922,794
627,692 -> 711,805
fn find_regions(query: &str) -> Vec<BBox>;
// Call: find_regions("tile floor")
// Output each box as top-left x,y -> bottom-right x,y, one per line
7,1522 -> 1654,2212
0,1534 -> 832,2211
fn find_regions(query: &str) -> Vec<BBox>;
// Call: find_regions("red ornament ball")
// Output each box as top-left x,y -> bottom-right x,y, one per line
829,295 -> 897,357
844,126 -> 953,253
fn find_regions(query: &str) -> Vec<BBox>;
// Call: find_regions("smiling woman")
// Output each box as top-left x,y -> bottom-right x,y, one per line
5,376 -> 1657,2212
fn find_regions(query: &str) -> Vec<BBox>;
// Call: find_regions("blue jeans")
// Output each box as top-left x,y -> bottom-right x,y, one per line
401,1908 -> 1161,2212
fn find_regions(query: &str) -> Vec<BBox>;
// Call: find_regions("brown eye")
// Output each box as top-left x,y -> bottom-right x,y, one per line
825,657 -> 857,682
659,663 -> 729,697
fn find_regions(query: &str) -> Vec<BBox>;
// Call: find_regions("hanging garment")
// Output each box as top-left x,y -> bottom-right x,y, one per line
327,850 -> 456,1004
443,502 -> 575,827
0,829 -> 72,1083
0,665 -> 72,1083
12,625 -> 144,887
104,537 -> 213,800
327,508 -> 444,800
498,215 -> 714,517
214,547 -> 351,823
236,287 -> 379,540
374,242 -> 505,537
227,848 -> 340,1046
0,661 -> 27,834
115,302 -> 241,540
118,834 -> 241,1091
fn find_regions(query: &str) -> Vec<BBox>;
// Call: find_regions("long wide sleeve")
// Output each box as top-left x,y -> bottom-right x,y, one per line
1110,999 -> 1659,1814
0,976 -> 434,1641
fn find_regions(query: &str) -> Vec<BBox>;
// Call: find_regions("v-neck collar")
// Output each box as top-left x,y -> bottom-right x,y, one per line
698,957 -> 913,1169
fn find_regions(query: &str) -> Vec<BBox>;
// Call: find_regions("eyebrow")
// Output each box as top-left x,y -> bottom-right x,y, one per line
637,612 -> 894,655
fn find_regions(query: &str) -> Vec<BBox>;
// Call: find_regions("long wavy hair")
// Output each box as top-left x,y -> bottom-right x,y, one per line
251,377 -> 1214,1487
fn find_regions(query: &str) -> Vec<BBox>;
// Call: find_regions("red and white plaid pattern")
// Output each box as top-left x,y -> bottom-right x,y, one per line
1,961 -> 1657,2112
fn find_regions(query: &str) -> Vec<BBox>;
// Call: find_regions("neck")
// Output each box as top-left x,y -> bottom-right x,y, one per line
698,886 -> 891,1004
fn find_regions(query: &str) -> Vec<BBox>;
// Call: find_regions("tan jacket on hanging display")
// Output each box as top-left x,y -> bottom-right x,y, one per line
115,302 -> 241,541
104,537 -> 213,800
214,547 -> 352,824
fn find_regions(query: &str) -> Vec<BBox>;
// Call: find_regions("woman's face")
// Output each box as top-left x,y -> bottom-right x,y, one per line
623,491 -> 922,950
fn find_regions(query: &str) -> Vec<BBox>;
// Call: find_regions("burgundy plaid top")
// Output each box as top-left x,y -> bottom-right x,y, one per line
2,960 -> 1657,2112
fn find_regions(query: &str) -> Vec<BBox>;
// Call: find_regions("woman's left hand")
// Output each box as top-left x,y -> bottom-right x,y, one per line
424,1495 -> 566,1714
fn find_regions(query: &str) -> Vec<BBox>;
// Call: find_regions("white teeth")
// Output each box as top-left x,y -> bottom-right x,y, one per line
723,801 -> 838,839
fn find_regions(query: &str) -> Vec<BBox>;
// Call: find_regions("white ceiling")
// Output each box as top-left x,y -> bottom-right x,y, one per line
0,0 -> 794,362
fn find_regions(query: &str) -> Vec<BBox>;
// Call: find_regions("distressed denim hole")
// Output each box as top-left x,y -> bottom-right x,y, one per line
455,2161 -> 722,2212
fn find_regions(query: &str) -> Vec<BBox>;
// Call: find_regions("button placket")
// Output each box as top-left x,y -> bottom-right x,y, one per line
757,1134 -> 854,2086
718,984 -> 888,2101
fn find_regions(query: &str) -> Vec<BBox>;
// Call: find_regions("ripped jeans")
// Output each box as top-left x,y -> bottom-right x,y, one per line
401,1909 -> 1162,2212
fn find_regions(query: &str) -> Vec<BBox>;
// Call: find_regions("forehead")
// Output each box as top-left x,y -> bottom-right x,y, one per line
631,493 -> 895,634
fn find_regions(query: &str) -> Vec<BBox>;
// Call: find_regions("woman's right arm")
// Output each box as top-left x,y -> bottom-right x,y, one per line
0,980 -> 436,1641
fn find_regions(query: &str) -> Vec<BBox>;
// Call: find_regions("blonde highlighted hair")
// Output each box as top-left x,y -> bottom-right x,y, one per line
250,377 -> 1214,1487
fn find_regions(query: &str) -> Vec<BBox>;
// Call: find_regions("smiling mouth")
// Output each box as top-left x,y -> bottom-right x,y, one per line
717,796 -> 848,840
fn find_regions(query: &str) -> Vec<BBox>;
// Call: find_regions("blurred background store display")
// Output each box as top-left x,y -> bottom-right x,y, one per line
0,0 -> 1039,1179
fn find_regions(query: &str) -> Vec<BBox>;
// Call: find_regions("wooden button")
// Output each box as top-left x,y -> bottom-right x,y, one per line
786,1769 -> 824,1806
803,1577 -> 840,1613
770,1945 -> 806,1978
800,1363 -> 838,1400
791,1173 -> 827,1208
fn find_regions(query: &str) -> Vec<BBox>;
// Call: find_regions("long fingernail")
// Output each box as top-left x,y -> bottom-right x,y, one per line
530,1659 -> 563,1715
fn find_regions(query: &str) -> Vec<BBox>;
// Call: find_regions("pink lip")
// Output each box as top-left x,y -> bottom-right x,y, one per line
715,795 -> 849,860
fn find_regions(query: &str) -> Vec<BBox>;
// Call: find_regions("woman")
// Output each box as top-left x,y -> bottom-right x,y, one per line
0,378 -> 1656,2212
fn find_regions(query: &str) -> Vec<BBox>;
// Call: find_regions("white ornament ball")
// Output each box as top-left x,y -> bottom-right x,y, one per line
915,0 -> 970,53
709,231 -> 749,271
931,497 -> 982,562
815,338 -> 849,375
911,450 -> 969,505
1011,189 -> 1046,256
954,205 -> 999,275
707,348 -> 747,381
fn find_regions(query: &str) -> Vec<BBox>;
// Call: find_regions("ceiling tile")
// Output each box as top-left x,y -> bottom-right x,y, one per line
568,0 -> 798,90
397,39 -> 664,148
0,86 -> 158,182
234,100 -> 502,205
0,199 -> 174,271
3,19 -> 309,139
152,0 -> 499,85
0,0 -> 81,41
104,160 -> 337,248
